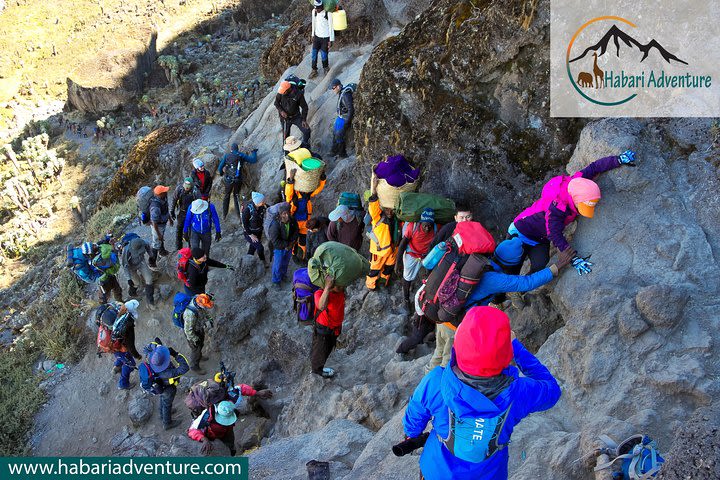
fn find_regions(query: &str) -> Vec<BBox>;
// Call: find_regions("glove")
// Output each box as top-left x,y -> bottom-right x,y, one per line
618,150 -> 636,166
571,255 -> 593,276
154,337 -> 163,345
168,347 -> 178,357
215,232 -> 222,242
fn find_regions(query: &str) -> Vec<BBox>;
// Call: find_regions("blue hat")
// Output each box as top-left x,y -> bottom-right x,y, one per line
150,345 -> 171,372
494,238 -> 524,266
420,208 -> 435,224
329,78 -> 342,90
251,192 -> 265,206
231,143 -> 239,151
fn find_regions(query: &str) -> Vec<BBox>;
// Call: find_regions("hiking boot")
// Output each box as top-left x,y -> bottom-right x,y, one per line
148,257 -> 157,268
158,247 -> 169,257
321,367 -> 335,378
309,69 -> 318,79
338,149 -> 348,159
112,365 -> 122,374
508,291 -> 526,309
128,286 -> 139,297
163,419 -> 182,431
322,66 -> 329,77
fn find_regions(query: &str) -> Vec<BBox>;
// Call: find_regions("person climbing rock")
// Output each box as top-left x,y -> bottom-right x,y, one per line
275,77 -> 311,148
118,233 -> 155,307
326,204 -> 364,252
183,293 -> 215,375
311,275 -> 345,378
309,0 -> 334,78
102,300 -> 141,390
149,185 -> 172,267
185,248 -> 233,295
184,199 -> 221,257
430,203 -> 473,248
188,401 -> 238,456
191,158 -> 214,199
268,203 -> 298,286
365,173 -> 402,291
171,178 -> 197,250
402,307 -> 561,480
186,371 -> 273,419
510,151 -> 637,274
217,143 -> 258,220
329,78 -> 355,158
141,341 -> 190,430
92,242 -> 123,303
305,216 -> 329,258
285,167 -> 326,261
395,208 -> 437,310
241,192 -> 267,265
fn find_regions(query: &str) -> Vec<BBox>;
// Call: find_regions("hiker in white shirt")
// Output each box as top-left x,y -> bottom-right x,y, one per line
310,0 -> 334,78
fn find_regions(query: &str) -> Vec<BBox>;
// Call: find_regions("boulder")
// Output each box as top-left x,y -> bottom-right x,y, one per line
128,394 -> 154,427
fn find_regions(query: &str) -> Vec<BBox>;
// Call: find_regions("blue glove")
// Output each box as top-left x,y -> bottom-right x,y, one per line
618,150 -> 636,166
572,255 -> 593,276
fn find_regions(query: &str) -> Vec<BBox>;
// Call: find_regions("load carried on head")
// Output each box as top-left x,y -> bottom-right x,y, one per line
308,241 -> 370,288
396,192 -> 456,224
373,155 -> 420,208
283,136 -> 325,193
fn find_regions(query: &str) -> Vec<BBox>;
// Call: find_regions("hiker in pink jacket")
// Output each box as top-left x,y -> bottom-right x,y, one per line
509,151 -> 636,275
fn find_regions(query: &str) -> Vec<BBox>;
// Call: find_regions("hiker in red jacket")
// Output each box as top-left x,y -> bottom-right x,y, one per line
395,208 -> 436,310
310,275 -> 345,378
188,400 -> 238,456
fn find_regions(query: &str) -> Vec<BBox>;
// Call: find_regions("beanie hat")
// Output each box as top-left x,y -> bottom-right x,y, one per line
183,177 -> 193,187
567,177 -> 601,218
124,299 -> 140,318
192,158 -> 205,169
420,208 -> 435,224
153,185 -> 169,196
455,306 -> 513,377
150,345 -> 171,372
329,78 -> 342,90
251,192 -> 265,206
313,0 -> 323,6
493,238 -> 524,266
231,143 -> 239,152
191,247 -> 206,260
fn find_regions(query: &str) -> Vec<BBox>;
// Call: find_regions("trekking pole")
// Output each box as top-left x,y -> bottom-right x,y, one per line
392,433 -> 429,457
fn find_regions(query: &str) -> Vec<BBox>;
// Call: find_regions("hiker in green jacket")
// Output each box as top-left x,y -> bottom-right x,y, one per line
91,242 -> 123,303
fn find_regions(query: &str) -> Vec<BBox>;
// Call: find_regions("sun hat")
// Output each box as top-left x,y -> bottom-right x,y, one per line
150,345 -> 171,372
190,199 -> 209,214
124,299 -> 140,318
283,136 -> 302,152
214,401 -> 238,426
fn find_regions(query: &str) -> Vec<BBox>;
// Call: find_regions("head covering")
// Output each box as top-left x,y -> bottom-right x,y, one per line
195,294 -> 214,309
192,158 -> 205,169
567,177 -> 601,218
420,208 -> 435,224
153,185 -> 169,196
183,177 -> 193,187
251,192 -> 265,206
313,0 -> 323,6
283,136 -> 302,152
328,204 -> 352,222
124,299 -> 139,318
81,241 -> 96,256
494,238 -> 524,266
278,81 -> 292,95
278,203 -> 291,214
214,401 -> 238,426
329,78 -> 342,90
150,345 -> 171,372
455,306 -> 513,377
191,247 -> 205,260
231,143 -> 239,152
214,372 -> 223,383
190,199 -> 209,214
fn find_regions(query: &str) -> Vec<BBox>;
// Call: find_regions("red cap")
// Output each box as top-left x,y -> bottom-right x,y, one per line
455,306 -> 513,377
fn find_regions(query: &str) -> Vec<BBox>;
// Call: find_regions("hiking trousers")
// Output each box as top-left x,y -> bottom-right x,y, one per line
190,230 -> 212,257
311,35 -> 330,70
219,428 -> 236,455
311,326 -> 337,375
99,276 -> 123,303
222,180 -> 242,220
175,209 -> 187,250
425,324 -> 455,373
113,351 -> 136,389
127,263 -> 154,305
187,330 -> 205,370
281,115 -> 311,148
244,233 -> 265,262
396,314 -> 434,354
272,249 -> 292,284
522,241 -> 551,273
151,222 -> 167,250
160,385 -> 177,426
366,248 -> 397,290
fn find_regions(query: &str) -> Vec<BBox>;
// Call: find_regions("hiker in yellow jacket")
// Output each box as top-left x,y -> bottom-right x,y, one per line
365,173 -> 402,290
285,168 -> 326,260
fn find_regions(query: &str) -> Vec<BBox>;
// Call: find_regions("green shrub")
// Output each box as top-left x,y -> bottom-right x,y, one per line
83,198 -> 136,240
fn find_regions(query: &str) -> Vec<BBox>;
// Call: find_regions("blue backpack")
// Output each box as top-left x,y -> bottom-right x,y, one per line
121,232 -> 140,245
594,434 -> 665,479
441,404 -> 512,463
172,292 -> 197,328
66,245 -> 100,283
138,362 -> 162,395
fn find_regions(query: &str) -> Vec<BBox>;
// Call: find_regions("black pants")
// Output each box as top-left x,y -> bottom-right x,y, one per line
219,429 -> 236,455
310,326 -> 337,375
160,385 -> 177,426
99,276 -> 122,303
222,180 -> 241,219
396,315 -> 435,354
522,242 -> 550,273
188,330 -> 205,369
311,35 -> 329,70
244,233 -> 265,262
176,209 -> 187,250
281,115 -> 311,148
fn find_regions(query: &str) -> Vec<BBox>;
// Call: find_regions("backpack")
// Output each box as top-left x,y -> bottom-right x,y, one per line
419,222 -> 495,326
92,244 -> 118,271
95,303 -> 126,354
67,245 -> 101,284
172,292 -> 197,328
177,248 -> 193,287
264,202 -> 289,238
293,268 -> 319,322
441,404 -> 512,463
184,379 -> 228,414
136,186 -> 153,225
594,435 -> 665,480
111,312 -> 132,341
138,362 -> 161,395
342,83 -> 357,93
121,232 -> 140,246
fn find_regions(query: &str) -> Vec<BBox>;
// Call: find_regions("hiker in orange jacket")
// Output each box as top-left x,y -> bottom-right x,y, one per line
285,167 -> 326,260
365,173 -> 402,290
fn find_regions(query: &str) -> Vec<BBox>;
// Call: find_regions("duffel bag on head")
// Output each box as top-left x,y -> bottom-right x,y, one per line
308,241 -> 370,288
396,192 -> 456,224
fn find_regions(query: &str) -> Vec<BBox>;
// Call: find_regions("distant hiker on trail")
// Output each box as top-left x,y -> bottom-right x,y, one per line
184,199 -> 222,257
118,233 -> 155,307
311,275 -> 345,378
149,185 -> 172,268
510,151 -> 637,275
309,0 -> 334,79
329,79 -> 354,158
285,167 -> 326,261
186,370 -> 273,419
242,192 -> 268,265
396,208 -> 436,310
183,293 -> 215,375
185,248 -> 233,295
97,300 -> 141,390
326,204 -> 364,252
366,173 -> 402,291
92,242 -> 123,303
402,307 -> 561,480
188,400 -> 238,456
430,203 -> 473,249
268,203 -> 298,286
275,76 -> 310,148
306,216 -> 329,258
191,158 -> 214,199
217,143 -> 258,220
140,340 -> 190,430
171,178 -> 196,250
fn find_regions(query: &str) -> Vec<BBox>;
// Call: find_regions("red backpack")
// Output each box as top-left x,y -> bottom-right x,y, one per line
97,323 -> 126,354
177,248 -> 192,286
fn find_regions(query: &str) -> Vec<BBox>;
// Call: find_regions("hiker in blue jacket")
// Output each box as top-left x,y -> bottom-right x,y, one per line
403,306 -> 561,480
217,143 -> 258,220
184,199 -> 222,256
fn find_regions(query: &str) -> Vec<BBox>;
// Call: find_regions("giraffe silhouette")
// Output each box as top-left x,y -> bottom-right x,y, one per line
593,52 -> 604,88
